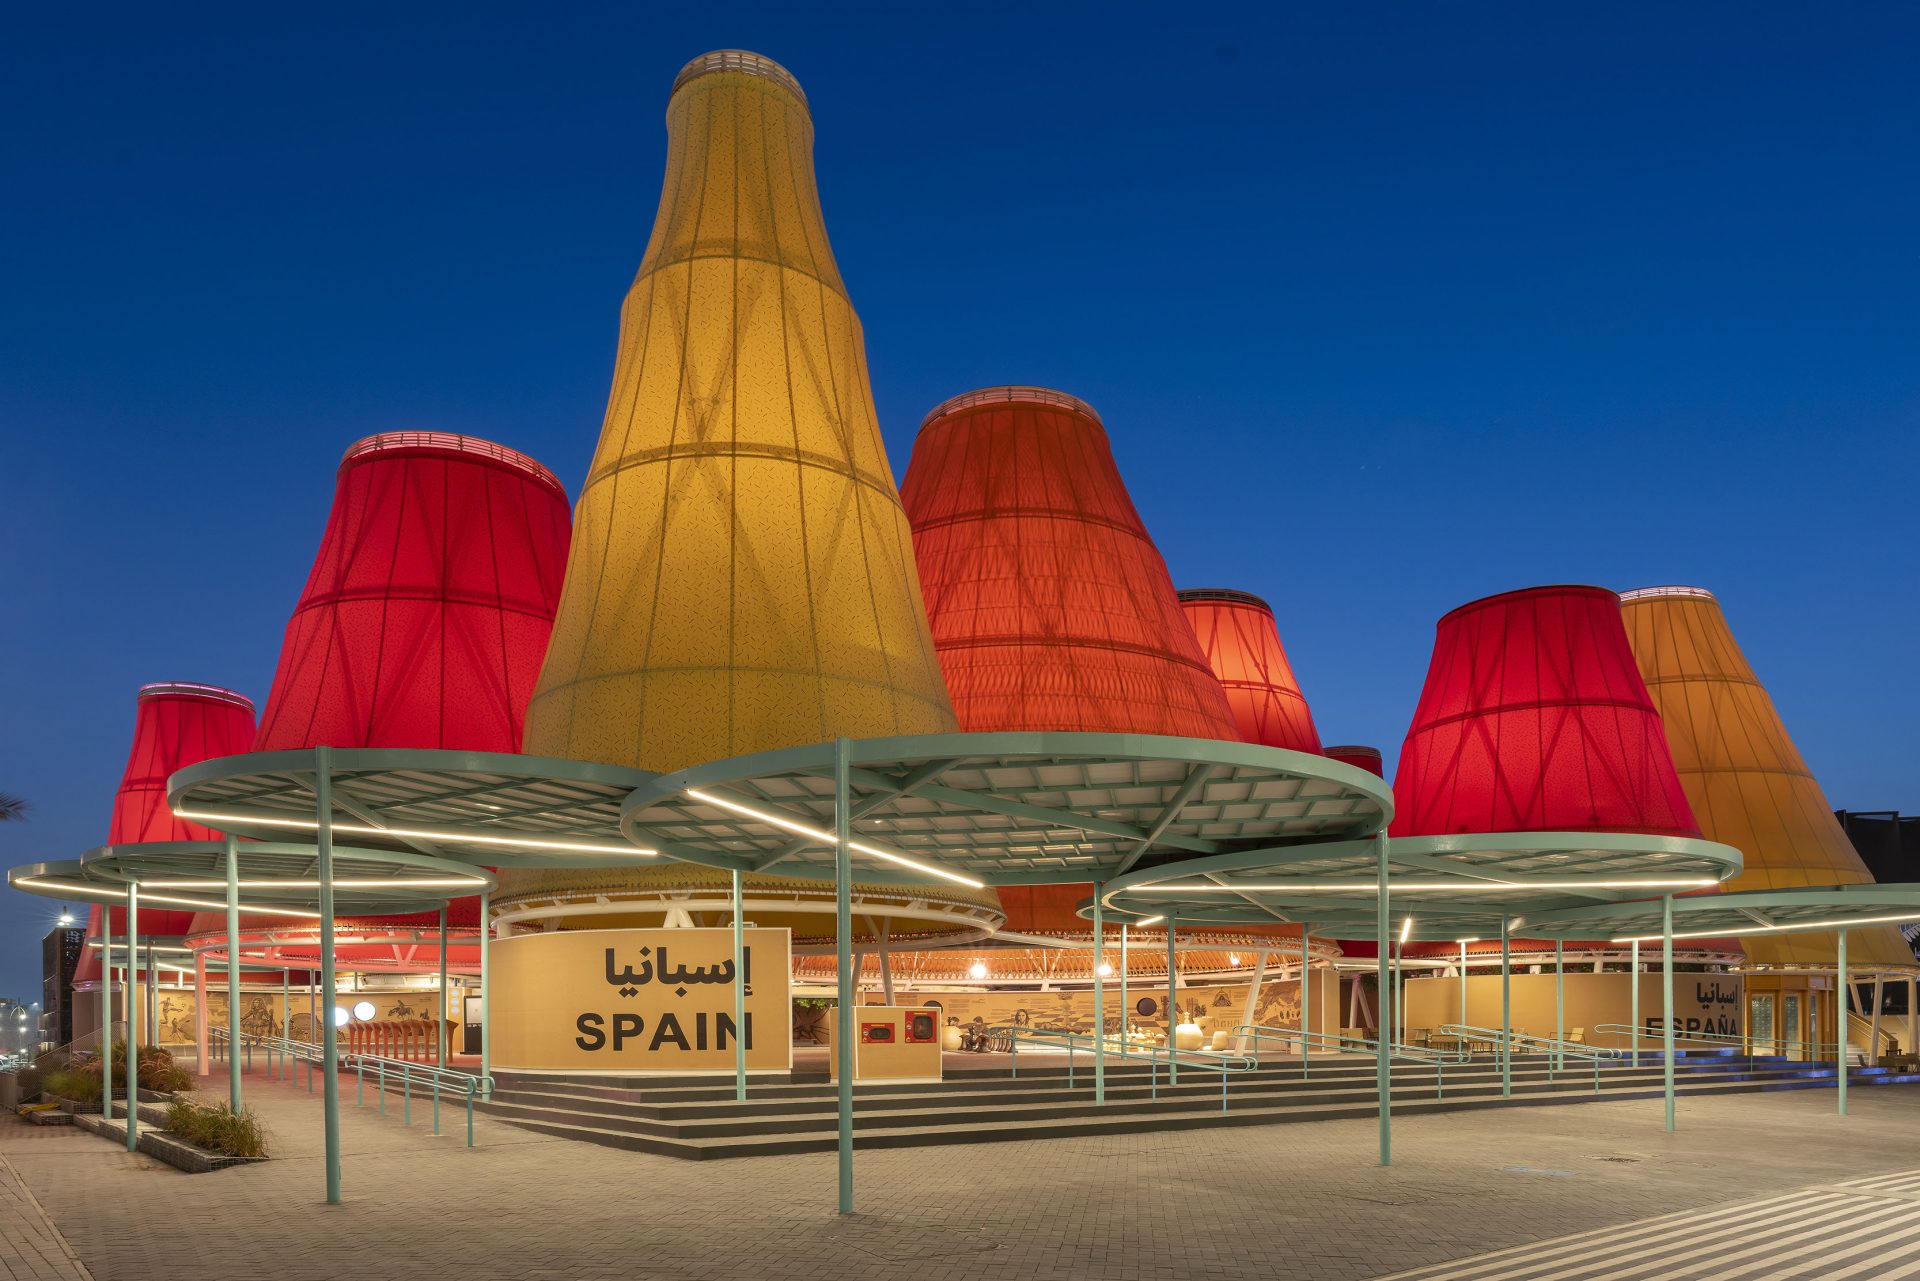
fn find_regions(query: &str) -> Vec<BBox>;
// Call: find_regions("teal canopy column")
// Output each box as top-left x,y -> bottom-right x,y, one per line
1554,938 -> 1564,1076
1457,940 -> 1467,1027
1662,894 -> 1675,1132
1499,915 -> 1511,1097
1091,888 -> 1105,1106
315,746 -> 343,1203
124,882 -> 138,1151
224,836 -> 243,1112
436,905 -> 448,1070
1837,928 -> 1849,1115
1390,935 -> 1401,1052
97,918 -> 110,1122
1630,938 -> 1640,1067
479,891 -> 491,1084
1301,921 -> 1312,1077
732,868 -> 746,1103
833,737 -> 853,1215
1165,920 -> 1178,1086
1118,924 -> 1129,1061
1375,830 -> 1391,1166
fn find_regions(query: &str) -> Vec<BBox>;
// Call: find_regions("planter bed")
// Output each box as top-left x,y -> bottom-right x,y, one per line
50,1096 -> 268,1173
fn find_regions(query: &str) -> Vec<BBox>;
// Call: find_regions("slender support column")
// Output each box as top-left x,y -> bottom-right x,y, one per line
1631,938 -> 1640,1067
479,892 -> 491,1084
1237,949 -> 1267,1056
1457,940 -> 1467,1027
224,836 -> 243,1112
1390,939 -> 1400,1052
877,921 -> 894,1006
1869,975 -> 1885,1068
436,905 -> 448,1070
194,951 -> 209,1076
1499,916 -> 1511,1097
145,939 -> 157,1046
1837,929 -> 1849,1115
1118,925 -> 1129,1060
1908,978 -> 1917,1070
280,970 -> 290,1079
1091,888 -> 1105,1106
1166,920 -> 1179,1087
125,885 -> 139,1151
1375,830 -> 1391,1166
731,868 -> 746,1103
1300,924 -> 1312,1078
1662,895 -> 1675,1132
833,737 -> 853,1216
316,746 -> 343,1203
97,922 -> 111,1121
1554,939 -> 1564,1075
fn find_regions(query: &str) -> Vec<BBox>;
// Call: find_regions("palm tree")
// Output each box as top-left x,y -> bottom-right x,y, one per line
0,793 -> 25,822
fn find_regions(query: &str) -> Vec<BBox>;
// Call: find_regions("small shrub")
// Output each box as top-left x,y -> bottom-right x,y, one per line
164,1099 -> 268,1158
43,1067 -> 101,1105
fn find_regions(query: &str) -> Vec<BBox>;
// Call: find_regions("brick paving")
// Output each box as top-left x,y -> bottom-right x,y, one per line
2,1063 -> 1916,1280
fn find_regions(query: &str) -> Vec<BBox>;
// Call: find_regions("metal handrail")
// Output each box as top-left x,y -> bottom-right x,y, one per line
1590,1023 -> 1847,1067
212,1027 -> 492,1146
1231,1025 -> 1468,1098
987,1025 -> 1255,1111
1438,1025 -> 1621,1092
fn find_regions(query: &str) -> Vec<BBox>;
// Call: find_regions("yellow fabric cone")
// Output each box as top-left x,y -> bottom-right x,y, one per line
525,50 -> 955,773
1621,586 -> 1910,970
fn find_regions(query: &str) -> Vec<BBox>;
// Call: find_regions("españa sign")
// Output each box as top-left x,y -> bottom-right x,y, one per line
489,927 -> 792,1073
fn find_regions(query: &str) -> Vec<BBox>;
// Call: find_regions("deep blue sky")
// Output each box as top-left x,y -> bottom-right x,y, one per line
3,3 -> 1915,1002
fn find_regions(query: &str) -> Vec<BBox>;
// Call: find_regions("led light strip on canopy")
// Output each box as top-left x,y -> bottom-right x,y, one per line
1089,830 -> 1743,937
621,731 -> 1393,887
166,747 -> 661,866
1514,885 -> 1920,953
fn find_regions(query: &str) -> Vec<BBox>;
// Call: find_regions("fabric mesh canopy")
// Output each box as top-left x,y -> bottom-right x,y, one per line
522,50 -> 954,776
902,387 -> 1237,740
1621,586 -> 1911,968
254,432 -> 571,754
1323,745 -> 1383,777
1178,588 -> 1321,752
1391,584 -> 1698,839
81,682 -> 256,980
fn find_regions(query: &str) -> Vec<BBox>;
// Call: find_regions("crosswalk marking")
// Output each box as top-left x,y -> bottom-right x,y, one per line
1378,1168 -> 1920,1280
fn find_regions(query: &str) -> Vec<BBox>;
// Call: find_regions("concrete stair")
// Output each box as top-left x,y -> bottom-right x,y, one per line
480,1052 -> 1920,1160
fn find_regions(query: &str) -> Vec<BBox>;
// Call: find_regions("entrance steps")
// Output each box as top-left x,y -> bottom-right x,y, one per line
480,1052 -> 1920,1160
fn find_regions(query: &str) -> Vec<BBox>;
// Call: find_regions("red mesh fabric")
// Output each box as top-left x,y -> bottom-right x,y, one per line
1391,585 -> 1699,838
80,683 -> 257,980
901,388 -> 1237,737
1177,589 -> 1321,752
254,433 -> 571,753
1324,745 -> 1384,777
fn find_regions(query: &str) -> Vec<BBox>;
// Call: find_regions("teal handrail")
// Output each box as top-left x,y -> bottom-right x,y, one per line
986,1025 -> 1255,1111
1590,1023 -> 1844,1070
1230,1024 -> 1468,1098
1438,1024 -> 1621,1092
213,1028 -> 493,1147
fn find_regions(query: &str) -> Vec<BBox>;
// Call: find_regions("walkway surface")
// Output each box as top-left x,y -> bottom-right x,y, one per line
2,1063 -> 1916,1280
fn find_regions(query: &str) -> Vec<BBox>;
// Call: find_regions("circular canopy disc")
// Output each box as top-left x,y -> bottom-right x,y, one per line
619,732 -> 1394,888
1088,831 -> 1743,940
1517,884 -> 1920,945
167,748 -> 657,867
10,840 -> 495,918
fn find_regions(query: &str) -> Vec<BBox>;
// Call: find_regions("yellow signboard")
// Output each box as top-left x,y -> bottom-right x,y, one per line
489,927 -> 791,1073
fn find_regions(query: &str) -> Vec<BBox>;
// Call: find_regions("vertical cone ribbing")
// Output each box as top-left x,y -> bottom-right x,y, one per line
902,388 -> 1237,738
1392,585 -> 1699,838
255,433 -> 571,754
1178,589 -> 1321,752
1620,587 -> 1910,969
524,53 -> 955,772
81,683 -> 256,979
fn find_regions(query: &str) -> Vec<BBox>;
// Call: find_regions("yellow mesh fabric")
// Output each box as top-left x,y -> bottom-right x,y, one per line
1621,588 -> 1910,969
524,55 -> 956,773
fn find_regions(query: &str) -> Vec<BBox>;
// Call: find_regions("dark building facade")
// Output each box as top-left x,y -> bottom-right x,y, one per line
41,926 -> 84,1048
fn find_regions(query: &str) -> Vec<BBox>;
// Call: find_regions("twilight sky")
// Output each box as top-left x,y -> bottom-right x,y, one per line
2,2 -> 1915,1002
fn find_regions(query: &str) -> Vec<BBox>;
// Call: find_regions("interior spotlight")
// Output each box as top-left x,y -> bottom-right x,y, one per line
352,1001 -> 376,1022
58,913 -> 74,926
332,1006 -> 350,1028
967,961 -> 988,980
1095,962 -> 1114,978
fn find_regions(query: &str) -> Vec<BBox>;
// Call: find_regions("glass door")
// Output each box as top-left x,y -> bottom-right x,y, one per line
1749,993 -> 1776,1055
1783,993 -> 1802,1061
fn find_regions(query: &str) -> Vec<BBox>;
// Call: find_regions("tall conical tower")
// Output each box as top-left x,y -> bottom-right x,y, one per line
901,386 -> 1235,738
1392,585 -> 1698,838
1620,586 -> 1909,969
1177,588 -> 1321,752
525,50 -> 955,772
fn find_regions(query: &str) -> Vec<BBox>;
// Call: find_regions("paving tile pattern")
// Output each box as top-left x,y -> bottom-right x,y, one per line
2,1064 -> 1917,1281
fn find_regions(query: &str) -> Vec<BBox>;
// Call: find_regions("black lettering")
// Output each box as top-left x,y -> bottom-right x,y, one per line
612,1012 -> 644,1050
574,1013 -> 606,1051
650,1012 -> 690,1052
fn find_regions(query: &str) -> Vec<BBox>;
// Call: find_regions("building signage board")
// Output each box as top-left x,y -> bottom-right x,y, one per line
490,927 -> 792,1073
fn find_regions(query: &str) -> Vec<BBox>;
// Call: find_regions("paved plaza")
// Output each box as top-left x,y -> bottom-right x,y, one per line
0,1064 -> 1916,1280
